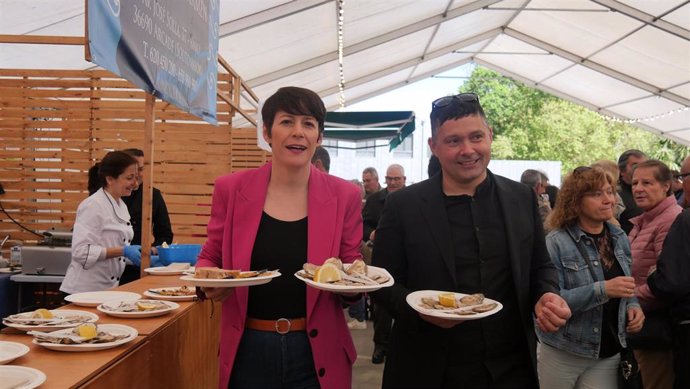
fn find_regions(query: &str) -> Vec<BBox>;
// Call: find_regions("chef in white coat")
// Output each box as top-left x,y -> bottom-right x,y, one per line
60,151 -> 143,295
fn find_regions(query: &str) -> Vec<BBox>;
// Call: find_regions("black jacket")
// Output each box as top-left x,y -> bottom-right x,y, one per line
362,188 -> 389,241
122,186 -> 173,247
647,209 -> 690,321
371,171 -> 559,388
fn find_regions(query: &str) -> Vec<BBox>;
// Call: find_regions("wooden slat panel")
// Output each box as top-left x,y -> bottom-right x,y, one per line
1,64 -> 265,243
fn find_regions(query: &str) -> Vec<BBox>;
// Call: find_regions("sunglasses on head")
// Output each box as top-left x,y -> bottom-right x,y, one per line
431,93 -> 479,110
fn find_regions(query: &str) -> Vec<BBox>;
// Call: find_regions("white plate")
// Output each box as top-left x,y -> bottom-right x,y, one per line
143,287 -> 197,301
179,271 -> 281,288
0,366 -> 47,388
406,290 -> 503,321
97,300 -> 180,318
144,266 -> 195,276
295,265 -> 394,293
0,267 -> 21,274
3,310 -> 99,332
32,324 -> 138,352
65,291 -> 142,307
0,342 -> 30,365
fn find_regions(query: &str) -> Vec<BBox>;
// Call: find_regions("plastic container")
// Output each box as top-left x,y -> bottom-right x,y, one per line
157,244 -> 201,266
9,246 -> 22,267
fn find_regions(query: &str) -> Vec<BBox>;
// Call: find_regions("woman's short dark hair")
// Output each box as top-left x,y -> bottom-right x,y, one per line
87,151 -> 138,195
261,86 -> 326,135
632,159 -> 674,196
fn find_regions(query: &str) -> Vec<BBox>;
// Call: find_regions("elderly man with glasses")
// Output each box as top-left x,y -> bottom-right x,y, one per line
371,93 -> 571,388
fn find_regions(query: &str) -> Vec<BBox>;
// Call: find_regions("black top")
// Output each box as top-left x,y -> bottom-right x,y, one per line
247,212 -> 308,320
443,174 -> 527,362
584,229 -> 623,358
618,182 -> 643,234
362,188 -> 388,241
121,186 -> 173,247
648,209 -> 690,321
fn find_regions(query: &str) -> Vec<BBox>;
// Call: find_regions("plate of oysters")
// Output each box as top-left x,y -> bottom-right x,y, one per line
180,267 -> 281,288
97,299 -> 180,318
295,258 -> 394,293
406,290 -> 503,321
3,308 -> 99,332
29,323 -> 138,352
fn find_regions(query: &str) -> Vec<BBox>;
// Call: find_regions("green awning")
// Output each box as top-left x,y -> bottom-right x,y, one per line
324,111 -> 415,151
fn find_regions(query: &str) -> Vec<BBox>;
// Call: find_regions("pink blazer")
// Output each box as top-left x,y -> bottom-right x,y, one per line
629,195 -> 682,311
197,163 -> 363,389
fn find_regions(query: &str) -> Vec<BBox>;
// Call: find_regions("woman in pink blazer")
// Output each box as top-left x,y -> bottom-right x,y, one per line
197,87 -> 363,389
629,159 -> 682,389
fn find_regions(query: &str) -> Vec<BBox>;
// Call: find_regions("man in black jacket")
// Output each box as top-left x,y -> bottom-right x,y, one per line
371,93 -> 570,388
121,148 -> 173,284
362,163 -> 406,363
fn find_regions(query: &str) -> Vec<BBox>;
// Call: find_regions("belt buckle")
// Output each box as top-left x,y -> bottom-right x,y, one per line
275,318 -> 291,334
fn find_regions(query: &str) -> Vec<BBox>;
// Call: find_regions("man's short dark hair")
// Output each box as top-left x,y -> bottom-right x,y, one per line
617,149 -> 646,172
122,148 -> 144,158
262,86 -> 326,135
430,94 -> 489,137
311,146 -> 331,173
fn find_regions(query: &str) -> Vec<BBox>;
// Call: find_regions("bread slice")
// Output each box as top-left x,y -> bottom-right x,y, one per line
194,267 -> 240,279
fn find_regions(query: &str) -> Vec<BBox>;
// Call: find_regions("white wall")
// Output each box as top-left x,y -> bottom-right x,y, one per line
327,131 -> 562,188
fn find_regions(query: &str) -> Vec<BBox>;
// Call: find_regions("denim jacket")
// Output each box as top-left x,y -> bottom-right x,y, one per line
536,222 -> 640,359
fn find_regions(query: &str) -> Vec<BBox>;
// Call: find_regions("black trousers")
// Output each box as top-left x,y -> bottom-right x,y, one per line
373,302 -> 392,351
674,322 -> 690,389
119,264 -> 141,285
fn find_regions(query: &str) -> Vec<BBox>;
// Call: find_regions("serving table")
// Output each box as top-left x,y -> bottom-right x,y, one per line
0,273 -> 220,388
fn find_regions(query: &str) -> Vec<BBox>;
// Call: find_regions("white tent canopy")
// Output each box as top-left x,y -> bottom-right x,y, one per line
1,0 -> 688,145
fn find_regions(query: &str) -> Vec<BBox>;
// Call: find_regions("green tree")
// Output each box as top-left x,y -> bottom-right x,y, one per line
460,67 -> 689,175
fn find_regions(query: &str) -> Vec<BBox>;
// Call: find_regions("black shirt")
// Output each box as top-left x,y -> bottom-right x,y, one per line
121,186 -> 173,246
443,174 -> 527,365
584,229 -> 623,358
618,182 -> 643,234
246,212 -> 308,320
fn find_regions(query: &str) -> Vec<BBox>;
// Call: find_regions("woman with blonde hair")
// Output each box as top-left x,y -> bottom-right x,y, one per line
537,166 -> 644,388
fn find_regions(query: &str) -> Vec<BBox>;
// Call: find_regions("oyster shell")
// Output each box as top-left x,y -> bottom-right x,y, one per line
324,257 -> 344,270
459,293 -> 484,306
302,263 -> 318,276
345,259 -> 367,276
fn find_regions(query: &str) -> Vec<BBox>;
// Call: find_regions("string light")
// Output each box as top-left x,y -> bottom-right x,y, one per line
337,0 -> 346,108
598,106 -> 689,124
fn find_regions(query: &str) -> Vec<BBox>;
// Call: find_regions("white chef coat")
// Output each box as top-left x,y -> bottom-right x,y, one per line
60,188 -> 134,294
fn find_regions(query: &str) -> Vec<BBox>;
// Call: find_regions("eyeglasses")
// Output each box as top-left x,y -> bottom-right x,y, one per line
385,176 -> 403,181
431,93 -> 479,110
676,172 -> 690,181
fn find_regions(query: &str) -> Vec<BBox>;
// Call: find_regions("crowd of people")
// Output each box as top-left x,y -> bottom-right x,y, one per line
59,85 -> 690,389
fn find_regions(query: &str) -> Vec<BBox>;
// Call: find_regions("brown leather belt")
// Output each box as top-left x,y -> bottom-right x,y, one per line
245,317 -> 307,334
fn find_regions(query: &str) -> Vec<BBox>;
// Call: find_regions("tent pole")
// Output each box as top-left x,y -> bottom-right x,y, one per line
140,93 -> 155,277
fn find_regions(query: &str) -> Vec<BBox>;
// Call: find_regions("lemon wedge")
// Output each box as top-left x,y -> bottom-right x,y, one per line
136,301 -> 158,311
438,293 -> 457,308
34,308 -> 53,319
76,323 -> 98,340
314,263 -> 342,283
